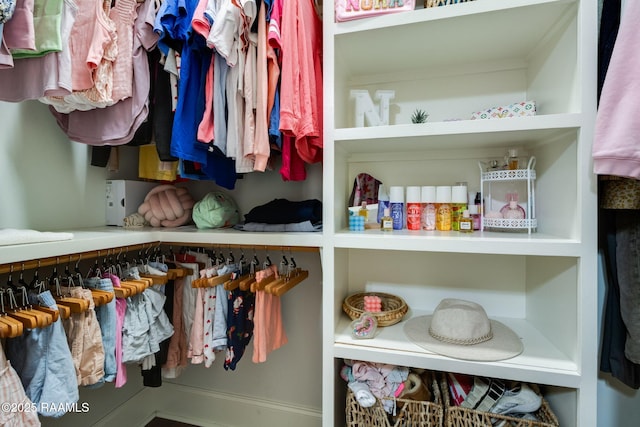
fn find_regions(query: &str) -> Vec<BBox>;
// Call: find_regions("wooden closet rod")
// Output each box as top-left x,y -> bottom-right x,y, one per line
160,242 -> 320,254
0,243 -> 152,275
0,242 -> 319,275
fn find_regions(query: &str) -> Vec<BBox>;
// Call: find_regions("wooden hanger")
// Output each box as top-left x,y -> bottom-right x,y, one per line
2,277 -> 46,329
50,277 -> 89,314
25,271 -> 63,322
118,280 -> 141,296
253,273 -> 279,292
134,277 -> 153,290
0,313 -> 24,338
223,272 -> 244,291
13,286 -> 53,328
265,269 -> 309,297
33,304 -> 60,323
75,265 -> 115,307
54,303 -> 71,319
6,307 -> 39,329
55,296 -> 88,314
13,272 -> 54,326
30,277 -> 69,320
141,273 -> 168,285
113,285 -> 131,299
90,288 -> 114,306
243,274 -> 258,292
263,256 -> 309,296
167,267 -> 187,280
196,272 -> 233,289
0,317 -> 11,338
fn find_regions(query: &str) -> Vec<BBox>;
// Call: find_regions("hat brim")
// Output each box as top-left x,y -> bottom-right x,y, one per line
403,315 -> 523,362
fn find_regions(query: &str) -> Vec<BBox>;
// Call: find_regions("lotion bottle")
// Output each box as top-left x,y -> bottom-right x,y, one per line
421,186 -> 437,231
435,186 -> 452,231
406,186 -> 422,230
376,185 -> 390,223
389,186 -> 405,230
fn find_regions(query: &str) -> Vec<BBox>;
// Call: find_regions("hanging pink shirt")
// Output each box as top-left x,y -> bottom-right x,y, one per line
2,0 -> 36,51
279,0 -> 322,164
68,0 -> 116,90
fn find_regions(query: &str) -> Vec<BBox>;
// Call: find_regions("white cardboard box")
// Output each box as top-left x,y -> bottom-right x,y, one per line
105,180 -> 157,226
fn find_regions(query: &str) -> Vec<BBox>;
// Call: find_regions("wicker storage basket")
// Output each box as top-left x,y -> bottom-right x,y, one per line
346,373 -> 444,427
343,292 -> 408,327
439,375 -> 559,427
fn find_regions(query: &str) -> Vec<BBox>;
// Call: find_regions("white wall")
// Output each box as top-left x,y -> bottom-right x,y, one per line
0,101 -> 108,230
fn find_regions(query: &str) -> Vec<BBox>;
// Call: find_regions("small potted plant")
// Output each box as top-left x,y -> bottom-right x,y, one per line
411,108 -> 429,124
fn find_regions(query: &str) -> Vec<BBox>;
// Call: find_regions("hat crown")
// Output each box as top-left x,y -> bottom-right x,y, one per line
428,298 -> 493,345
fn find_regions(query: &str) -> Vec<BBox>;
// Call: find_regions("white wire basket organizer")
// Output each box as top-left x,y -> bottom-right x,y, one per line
479,156 -> 537,234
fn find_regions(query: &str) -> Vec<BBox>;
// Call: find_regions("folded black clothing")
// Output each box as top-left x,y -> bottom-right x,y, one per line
244,198 -> 322,224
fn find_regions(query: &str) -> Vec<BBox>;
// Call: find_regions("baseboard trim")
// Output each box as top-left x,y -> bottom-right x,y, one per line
93,382 -> 322,427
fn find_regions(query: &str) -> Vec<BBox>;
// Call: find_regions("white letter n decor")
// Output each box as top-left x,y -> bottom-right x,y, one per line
350,89 -> 395,127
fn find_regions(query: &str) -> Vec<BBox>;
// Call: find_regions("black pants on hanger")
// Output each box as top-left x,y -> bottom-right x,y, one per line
600,208 -> 640,389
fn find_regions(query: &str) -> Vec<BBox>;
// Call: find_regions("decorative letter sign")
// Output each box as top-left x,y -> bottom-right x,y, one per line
350,90 -> 395,127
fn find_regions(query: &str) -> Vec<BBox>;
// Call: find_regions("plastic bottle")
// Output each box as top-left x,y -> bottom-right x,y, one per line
421,186 -> 437,231
451,184 -> 468,231
376,185 -> 390,223
389,186 -> 405,230
435,186 -> 452,231
406,186 -> 422,230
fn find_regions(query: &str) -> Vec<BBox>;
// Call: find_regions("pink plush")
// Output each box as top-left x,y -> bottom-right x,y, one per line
137,185 -> 195,227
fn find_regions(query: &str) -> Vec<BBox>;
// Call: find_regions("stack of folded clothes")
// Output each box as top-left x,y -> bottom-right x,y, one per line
235,199 -> 322,232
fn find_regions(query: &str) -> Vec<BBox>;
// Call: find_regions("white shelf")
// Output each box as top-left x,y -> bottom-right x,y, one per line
334,114 -> 581,154
153,226 -> 324,249
335,309 -> 580,388
0,228 -> 157,264
0,226 -> 323,265
334,0 -> 576,76
332,230 -> 581,256
482,169 -> 537,181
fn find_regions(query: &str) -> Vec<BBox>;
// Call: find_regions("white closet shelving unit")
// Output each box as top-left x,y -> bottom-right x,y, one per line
322,1 -> 597,426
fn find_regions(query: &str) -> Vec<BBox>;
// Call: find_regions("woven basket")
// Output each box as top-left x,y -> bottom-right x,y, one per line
346,373 -> 444,427
343,292 -> 408,327
425,0 -> 474,8
439,375 -> 560,427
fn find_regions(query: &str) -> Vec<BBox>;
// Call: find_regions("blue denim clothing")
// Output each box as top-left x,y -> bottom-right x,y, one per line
148,261 -> 169,272
5,290 -> 79,418
84,276 -> 117,385
122,287 -> 173,363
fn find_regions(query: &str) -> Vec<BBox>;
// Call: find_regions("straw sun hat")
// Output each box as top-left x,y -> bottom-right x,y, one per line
403,298 -> 523,362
